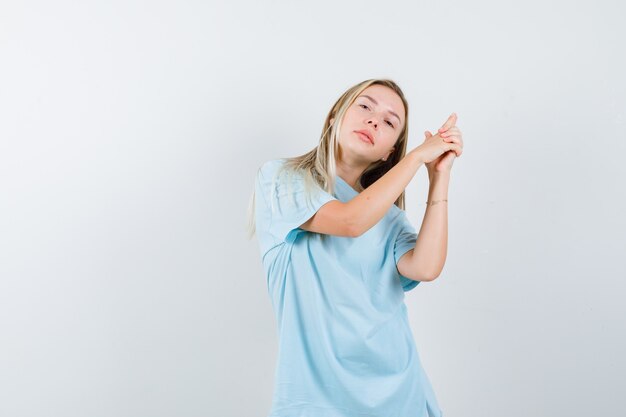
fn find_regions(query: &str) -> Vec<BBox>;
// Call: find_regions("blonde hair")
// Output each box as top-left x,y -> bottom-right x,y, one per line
246,78 -> 410,239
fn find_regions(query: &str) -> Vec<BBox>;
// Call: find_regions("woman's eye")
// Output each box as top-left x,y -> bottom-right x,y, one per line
359,104 -> 393,128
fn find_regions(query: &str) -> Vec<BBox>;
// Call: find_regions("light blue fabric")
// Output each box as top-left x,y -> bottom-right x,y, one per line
254,158 -> 443,417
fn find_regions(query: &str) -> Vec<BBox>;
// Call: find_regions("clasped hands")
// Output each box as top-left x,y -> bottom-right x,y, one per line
424,113 -> 464,175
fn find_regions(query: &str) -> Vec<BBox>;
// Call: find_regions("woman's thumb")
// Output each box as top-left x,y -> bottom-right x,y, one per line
424,130 -> 433,139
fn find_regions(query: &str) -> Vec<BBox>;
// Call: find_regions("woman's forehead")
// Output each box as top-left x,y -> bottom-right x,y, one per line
357,86 -> 405,124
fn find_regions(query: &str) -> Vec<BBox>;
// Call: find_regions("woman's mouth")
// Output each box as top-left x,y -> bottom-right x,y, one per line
355,131 -> 374,145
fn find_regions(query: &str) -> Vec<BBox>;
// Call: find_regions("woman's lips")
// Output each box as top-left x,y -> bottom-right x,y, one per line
356,131 -> 374,144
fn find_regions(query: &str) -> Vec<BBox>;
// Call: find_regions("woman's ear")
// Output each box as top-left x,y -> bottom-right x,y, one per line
382,147 -> 395,161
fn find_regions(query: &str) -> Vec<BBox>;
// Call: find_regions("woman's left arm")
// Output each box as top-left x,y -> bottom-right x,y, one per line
397,119 -> 462,282
396,173 -> 450,281
414,172 -> 450,280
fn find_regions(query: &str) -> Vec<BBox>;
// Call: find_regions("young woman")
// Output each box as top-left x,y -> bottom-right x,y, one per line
247,78 -> 463,417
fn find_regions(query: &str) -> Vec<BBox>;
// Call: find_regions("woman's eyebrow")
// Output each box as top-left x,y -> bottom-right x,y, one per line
359,95 -> 402,124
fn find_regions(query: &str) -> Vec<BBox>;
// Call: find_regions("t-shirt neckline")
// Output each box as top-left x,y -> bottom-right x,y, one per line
336,175 -> 359,195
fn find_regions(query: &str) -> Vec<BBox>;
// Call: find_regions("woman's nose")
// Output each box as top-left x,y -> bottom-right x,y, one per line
367,119 -> 378,128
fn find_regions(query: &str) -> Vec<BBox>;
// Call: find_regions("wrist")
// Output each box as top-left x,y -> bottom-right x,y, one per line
408,150 -> 425,166
428,170 -> 451,180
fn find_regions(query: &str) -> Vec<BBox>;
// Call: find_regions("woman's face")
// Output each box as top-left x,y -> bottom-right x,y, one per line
334,84 -> 405,165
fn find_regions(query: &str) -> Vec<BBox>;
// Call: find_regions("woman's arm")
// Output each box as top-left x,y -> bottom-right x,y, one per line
347,151 -> 425,236
397,172 -> 450,281
300,150 -> 425,237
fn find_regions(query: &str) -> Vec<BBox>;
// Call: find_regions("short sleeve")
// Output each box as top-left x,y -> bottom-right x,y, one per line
256,159 -> 338,244
393,209 -> 420,292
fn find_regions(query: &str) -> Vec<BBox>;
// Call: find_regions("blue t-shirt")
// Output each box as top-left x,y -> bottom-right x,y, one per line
254,158 -> 442,417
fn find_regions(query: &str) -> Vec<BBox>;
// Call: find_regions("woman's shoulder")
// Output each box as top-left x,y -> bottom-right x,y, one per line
258,158 -> 289,176
256,159 -> 307,194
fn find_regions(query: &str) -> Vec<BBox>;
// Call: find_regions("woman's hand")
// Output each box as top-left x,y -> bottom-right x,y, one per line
424,113 -> 463,175
410,113 -> 463,174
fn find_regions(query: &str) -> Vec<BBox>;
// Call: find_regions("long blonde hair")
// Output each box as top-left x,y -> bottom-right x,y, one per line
246,78 -> 410,239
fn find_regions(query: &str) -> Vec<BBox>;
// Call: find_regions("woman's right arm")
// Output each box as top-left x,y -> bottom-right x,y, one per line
345,150 -> 425,236
299,151 -> 425,237
299,149 -> 427,237
300,118 -> 463,237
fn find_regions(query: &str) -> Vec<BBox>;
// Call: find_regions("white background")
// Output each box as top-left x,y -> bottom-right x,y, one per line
1,1 -> 625,416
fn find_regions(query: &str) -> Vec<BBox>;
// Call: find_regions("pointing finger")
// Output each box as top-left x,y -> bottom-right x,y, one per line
438,113 -> 457,132
440,126 -> 460,137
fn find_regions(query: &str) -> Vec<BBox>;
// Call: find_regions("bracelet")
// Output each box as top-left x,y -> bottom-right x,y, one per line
425,199 -> 448,206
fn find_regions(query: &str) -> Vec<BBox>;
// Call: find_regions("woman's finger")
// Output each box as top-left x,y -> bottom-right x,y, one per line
438,113 -> 457,133
442,135 -> 463,144
442,135 -> 462,144
440,126 -> 461,137
442,132 -> 462,144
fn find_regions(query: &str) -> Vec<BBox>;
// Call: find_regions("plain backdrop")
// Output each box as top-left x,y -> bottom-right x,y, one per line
1,1 -> 625,416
